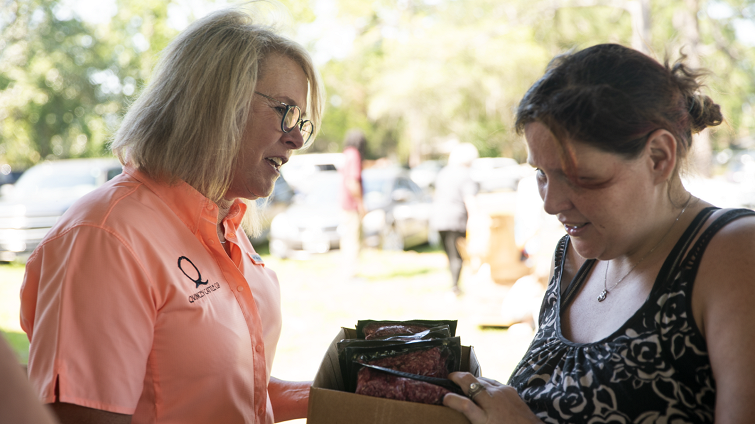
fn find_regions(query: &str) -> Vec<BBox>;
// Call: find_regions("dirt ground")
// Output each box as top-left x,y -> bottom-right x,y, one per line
264,247 -> 536,383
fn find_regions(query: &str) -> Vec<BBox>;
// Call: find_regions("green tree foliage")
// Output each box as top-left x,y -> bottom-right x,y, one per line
311,0 -> 755,165
2,0 -> 754,170
0,0 -> 175,169
314,0 -> 554,164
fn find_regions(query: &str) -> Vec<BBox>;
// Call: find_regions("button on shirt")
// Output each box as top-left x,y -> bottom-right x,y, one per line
20,166 -> 282,424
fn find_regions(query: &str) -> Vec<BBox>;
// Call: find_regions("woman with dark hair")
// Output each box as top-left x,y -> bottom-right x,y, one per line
21,7 -> 323,424
443,43 -> 755,423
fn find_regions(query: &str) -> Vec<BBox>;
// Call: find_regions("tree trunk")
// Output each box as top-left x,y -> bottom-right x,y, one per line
676,0 -> 713,177
627,0 -> 652,54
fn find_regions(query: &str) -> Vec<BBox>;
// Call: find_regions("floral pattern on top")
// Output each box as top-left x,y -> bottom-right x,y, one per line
508,208 -> 754,423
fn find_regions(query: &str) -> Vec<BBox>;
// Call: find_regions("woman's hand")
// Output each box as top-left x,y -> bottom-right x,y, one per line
443,372 -> 541,424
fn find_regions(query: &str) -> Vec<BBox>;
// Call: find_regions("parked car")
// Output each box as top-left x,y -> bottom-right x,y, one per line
361,167 -> 433,250
280,152 -> 344,193
268,167 -> 432,259
470,157 -> 524,193
409,159 -> 445,191
0,158 -> 123,262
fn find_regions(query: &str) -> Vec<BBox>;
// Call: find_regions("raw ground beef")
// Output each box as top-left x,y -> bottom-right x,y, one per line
355,368 -> 451,405
363,323 -> 430,340
366,346 -> 448,378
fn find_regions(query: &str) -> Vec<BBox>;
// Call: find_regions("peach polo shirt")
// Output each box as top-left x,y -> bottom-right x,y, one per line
20,166 -> 282,424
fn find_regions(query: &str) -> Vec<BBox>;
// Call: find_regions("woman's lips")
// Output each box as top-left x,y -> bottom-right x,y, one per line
563,222 -> 590,236
265,157 -> 282,173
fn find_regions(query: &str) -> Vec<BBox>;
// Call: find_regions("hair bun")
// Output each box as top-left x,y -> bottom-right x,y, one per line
687,94 -> 723,133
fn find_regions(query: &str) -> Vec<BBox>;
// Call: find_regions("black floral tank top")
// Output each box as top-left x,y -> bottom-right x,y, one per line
508,207 -> 755,423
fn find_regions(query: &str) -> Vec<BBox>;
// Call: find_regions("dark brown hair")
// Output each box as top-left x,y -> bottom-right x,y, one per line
515,43 -> 722,177
344,129 -> 367,158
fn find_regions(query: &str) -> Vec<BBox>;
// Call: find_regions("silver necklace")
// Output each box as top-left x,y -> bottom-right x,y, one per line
598,196 -> 692,302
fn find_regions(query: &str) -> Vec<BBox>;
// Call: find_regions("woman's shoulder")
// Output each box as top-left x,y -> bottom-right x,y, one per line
692,207 -> 755,271
703,207 -> 755,253
692,208 -> 755,328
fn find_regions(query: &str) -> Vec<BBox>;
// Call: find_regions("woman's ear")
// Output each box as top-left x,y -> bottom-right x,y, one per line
646,129 -> 677,184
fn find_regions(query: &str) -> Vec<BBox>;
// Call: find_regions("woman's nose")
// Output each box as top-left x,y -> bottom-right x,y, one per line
540,181 -> 571,216
282,126 -> 305,150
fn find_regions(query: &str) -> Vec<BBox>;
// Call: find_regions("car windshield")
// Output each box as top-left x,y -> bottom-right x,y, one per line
299,175 -> 340,205
12,165 -> 99,196
296,171 -> 396,206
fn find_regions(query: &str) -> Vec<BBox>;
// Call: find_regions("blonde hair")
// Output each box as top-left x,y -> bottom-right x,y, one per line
111,7 -> 324,208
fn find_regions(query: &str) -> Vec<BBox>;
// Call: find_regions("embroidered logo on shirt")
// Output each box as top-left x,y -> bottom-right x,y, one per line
188,282 -> 221,303
178,255 -> 223,303
178,256 -> 208,289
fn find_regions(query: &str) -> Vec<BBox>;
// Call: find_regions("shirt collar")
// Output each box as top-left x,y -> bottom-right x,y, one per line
123,165 -> 247,233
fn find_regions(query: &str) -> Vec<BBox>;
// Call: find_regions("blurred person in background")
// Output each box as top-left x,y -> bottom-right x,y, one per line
444,43 -> 755,423
431,142 -> 479,296
339,129 -> 367,280
0,335 -> 59,424
20,8 -> 323,424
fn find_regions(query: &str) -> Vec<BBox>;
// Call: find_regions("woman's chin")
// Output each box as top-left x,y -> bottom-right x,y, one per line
570,240 -> 604,261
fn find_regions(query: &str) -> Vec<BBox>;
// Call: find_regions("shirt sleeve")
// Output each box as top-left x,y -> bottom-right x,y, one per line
21,224 -> 156,414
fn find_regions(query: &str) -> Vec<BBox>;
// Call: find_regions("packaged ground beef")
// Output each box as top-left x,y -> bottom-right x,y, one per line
343,338 -> 462,393
356,320 -> 457,340
355,367 -> 452,405
373,325 -> 452,341
336,339 -> 405,384
336,326 -> 452,389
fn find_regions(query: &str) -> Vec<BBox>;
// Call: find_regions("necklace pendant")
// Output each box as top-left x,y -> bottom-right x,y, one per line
597,289 -> 608,302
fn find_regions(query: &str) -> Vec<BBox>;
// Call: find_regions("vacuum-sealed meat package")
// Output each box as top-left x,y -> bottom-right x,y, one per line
336,326 -> 453,387
356,320 -> 457,340
337,339 -> 406,384
374,325 -> 452,341
355,367 -> 453,405
343,338 -> 462,394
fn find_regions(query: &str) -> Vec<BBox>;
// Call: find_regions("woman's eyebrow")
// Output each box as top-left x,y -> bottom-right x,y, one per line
277,95 -> 299,106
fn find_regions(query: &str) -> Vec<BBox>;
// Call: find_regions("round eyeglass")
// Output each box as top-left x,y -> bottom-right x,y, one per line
254,91 -> 314,148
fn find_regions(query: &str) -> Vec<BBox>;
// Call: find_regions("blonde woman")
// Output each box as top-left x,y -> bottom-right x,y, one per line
21,7 -> 323,424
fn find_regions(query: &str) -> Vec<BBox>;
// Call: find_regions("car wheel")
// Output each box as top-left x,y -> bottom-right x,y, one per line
381,225 -> 404,251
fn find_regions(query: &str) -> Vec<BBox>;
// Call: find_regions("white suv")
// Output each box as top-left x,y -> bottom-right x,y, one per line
0,158 -> 123,262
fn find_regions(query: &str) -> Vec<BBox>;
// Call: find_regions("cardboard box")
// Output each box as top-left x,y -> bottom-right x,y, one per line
308,328 -> 481,424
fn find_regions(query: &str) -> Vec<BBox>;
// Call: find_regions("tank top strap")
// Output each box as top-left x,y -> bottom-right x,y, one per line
650,206 -> 718,289
679,208 -> 755,274
552,234 -> 569,287
558,207 -> 720,309
557,236 -> 597,308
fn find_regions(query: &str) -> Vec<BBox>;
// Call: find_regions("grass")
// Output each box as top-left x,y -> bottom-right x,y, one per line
1,261 -> 30,364
0,244 -> 536,393
1,329 -> 29,364
0,261 -> 26,331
